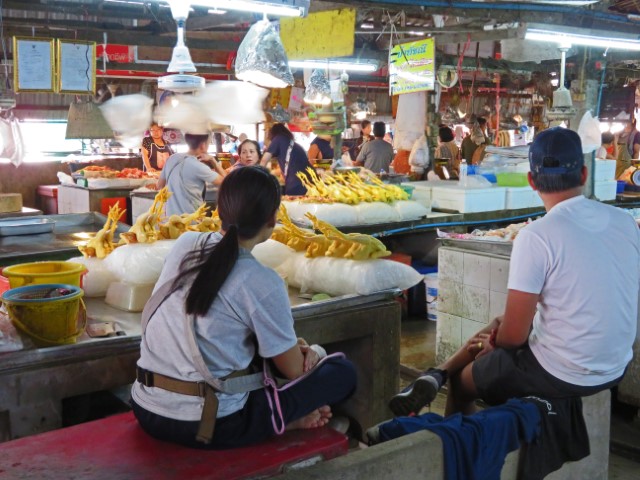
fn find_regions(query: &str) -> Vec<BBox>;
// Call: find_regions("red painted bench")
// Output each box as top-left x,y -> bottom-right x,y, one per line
0,412 -> 349,479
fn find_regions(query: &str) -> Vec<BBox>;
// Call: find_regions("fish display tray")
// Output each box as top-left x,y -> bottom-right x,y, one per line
0,218 -> 56,237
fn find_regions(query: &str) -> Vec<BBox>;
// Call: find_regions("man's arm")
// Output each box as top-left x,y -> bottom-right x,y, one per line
496,289 -> 538,348
355,143 -> 367,166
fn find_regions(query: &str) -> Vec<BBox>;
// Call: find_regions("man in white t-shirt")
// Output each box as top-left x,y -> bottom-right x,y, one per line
158,133 -> 224,216
390,127 -> 640,417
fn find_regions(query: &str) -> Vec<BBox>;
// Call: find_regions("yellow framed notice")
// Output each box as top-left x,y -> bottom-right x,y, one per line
57,39 -> 97,94
13,36 -> 55,93
389,38 -> 436,96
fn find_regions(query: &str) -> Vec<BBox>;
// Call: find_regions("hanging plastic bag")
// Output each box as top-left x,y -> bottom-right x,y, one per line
577,111 -> 601,153
0,111 -> 25,167
408,134 -> 430,174
100,94 -> 153,147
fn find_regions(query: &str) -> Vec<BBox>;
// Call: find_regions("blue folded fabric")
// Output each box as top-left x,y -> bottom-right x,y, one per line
379,398 -> 540,480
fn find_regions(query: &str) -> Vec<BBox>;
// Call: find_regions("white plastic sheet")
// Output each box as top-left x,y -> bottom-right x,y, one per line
254,246 -> 423,296
67,256 -> 116,297
276,253 -> 423,296
103,240 -> 176,285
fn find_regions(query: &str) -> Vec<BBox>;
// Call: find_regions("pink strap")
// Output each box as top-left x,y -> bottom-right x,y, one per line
263,352 -> 345,435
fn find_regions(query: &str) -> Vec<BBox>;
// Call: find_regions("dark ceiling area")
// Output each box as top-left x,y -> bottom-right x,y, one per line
2,1 -> 640,87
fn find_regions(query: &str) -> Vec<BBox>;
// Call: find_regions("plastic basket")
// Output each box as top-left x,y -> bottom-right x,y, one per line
2,261 -> 87,289
496,172 -> 529,187
0,284 -> 86,347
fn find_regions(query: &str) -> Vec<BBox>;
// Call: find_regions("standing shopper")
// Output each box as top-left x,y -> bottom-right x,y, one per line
260,123 -> 312,196
351,119 -> 373,160
132,166 -> 357,449
355,121 -> 394,173
157,133 -> 224,216
434,126 -> 461,178
389,127 -> 640,417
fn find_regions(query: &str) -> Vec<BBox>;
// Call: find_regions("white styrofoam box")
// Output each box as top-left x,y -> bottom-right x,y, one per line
409,188 -> 432,209
438,247 -> 464,283
489,257 -> 510,293
594,180 -> 617,201
490,290 -> 508,320
593,160 -> 616,182
462,284 -> 490,323
505,186 -> 535,210
435,312 -> 463,363
430,185 -> 506,213
463,252 -> 491,289
409,180 -> 449,202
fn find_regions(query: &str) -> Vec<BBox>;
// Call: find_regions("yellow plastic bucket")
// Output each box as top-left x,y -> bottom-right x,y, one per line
1,284 -> 86,347
2,261 -> 87,289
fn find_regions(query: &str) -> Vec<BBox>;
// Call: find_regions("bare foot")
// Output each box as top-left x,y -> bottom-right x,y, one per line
286,405 -> 332,430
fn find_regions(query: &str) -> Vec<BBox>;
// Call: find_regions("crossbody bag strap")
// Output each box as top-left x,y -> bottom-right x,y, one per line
283,140 -> 294,178
141,280 -> 175,333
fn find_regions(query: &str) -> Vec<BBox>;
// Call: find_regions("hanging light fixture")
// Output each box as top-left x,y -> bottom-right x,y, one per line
304,69 -> 331,106
235,19 -> 294,89
158,0 -> 205,93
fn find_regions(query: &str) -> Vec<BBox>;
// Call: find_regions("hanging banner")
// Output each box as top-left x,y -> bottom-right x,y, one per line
280,9 -> 355,60
389,38 -> 436,96
96,44 -> 134,63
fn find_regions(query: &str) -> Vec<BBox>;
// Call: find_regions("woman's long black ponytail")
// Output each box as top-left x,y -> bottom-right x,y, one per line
173,166 -> 281,316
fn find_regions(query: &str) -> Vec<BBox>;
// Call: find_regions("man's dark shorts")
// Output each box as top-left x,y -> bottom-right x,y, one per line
472,345 -> 622,406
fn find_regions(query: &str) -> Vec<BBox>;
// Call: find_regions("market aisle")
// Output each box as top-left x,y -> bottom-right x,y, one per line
399,318 -> 640,478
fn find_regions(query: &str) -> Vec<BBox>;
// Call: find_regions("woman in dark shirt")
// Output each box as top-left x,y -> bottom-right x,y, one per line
308,135 -> 334,164
142,123 -> 174,172
260,123 -> 312,196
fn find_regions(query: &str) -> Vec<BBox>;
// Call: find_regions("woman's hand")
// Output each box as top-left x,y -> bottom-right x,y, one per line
299,344 -> 320,373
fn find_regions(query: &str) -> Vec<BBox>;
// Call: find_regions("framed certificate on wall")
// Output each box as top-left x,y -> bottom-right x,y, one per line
57,40 -> 96,94
13,37 -> 55,93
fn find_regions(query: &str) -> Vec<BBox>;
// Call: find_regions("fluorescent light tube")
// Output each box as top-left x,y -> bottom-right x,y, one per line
183,0 -> 303,17
289,60 -> 377,72
525,28 -> 640,51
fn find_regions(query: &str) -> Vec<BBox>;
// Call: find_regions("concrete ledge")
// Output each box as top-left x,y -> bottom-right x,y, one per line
279,430 -> 445,480
278,390 -> 611,480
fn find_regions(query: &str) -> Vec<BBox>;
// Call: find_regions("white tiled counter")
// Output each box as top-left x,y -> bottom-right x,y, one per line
436,245 -> 510,363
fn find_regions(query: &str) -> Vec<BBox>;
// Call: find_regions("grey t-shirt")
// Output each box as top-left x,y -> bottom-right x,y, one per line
160,153 -> 218,216
356,138 -> 394,173
131,232 -> 297,420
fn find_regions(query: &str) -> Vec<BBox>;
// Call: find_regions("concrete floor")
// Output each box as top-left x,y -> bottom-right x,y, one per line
399,318 -> 640,479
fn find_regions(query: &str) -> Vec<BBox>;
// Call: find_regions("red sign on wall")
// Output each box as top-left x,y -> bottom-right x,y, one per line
96,44 -> 134,63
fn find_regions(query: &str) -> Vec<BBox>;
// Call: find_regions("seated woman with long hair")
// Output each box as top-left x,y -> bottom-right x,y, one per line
131,166 -> 357,449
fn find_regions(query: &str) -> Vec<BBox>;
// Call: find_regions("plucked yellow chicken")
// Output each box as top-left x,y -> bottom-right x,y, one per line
272,205 -> 391,260
159,204 -> 210,239
120,187 -> 171,244
78,204 -> 125,259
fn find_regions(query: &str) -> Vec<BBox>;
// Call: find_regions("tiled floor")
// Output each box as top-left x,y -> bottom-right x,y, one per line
399,318 -> 640,479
